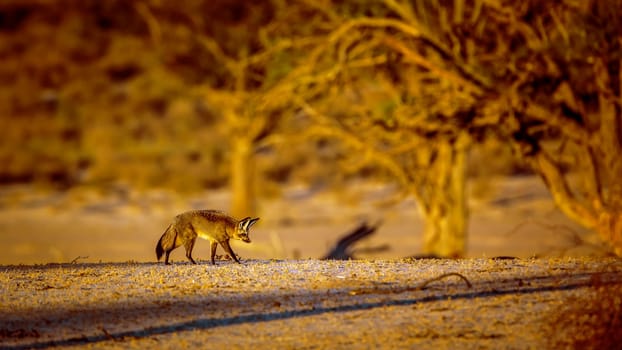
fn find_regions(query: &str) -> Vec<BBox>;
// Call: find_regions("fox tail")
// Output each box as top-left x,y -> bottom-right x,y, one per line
156,224 -> 174,261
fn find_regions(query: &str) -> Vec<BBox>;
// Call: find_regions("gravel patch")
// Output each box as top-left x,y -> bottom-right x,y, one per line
1,258 -> 621,349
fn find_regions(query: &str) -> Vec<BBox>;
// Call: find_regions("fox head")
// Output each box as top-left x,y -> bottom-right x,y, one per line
234,217 -> 259,243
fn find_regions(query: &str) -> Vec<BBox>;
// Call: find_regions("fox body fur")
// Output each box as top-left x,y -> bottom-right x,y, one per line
156,210 -> 259,265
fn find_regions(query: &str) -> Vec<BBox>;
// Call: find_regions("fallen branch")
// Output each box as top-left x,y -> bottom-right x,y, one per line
322,221 -> 382,260
349,272 -> 472,296
417,272 -> 473,289
70,256 -> 89,264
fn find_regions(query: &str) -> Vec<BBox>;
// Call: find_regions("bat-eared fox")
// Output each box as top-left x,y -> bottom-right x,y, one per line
156,210 -> 259,265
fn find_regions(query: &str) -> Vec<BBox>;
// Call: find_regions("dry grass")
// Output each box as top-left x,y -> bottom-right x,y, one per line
546,269 -> 622,349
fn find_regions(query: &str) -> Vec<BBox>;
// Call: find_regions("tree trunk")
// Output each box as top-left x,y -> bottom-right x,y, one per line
230,135 -> 256,218
421,138 -> 468,257
520,81 -> 622,256
529,148 -> 622,257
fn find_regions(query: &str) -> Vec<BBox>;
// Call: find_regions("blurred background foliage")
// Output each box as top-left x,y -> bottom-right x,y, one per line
1,0 -> 621,256
0,0 -> 355,193
0,0 -> 517,192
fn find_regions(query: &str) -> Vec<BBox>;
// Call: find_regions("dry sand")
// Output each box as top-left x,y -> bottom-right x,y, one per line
0,177 -> 609,266
1,258 -> 621,349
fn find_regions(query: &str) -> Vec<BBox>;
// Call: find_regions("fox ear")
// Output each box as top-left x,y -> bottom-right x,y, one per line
248,217 -> 259,228
240,217 -> 259,230
239,217 -> 251,229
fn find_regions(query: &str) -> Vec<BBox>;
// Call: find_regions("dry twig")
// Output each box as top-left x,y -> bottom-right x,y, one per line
349,272 -> 472,296
70,256 -> 89,264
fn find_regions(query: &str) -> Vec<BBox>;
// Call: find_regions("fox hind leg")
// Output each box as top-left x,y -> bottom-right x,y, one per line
221,240 -> 241,264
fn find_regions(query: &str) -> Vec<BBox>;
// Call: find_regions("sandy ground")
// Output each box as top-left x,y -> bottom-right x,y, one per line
1,258 -> 621,349
0,176 -> 611,266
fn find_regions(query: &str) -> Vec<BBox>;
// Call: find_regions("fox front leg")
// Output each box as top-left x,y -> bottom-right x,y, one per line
210,241 -> 218,265
184,238 -> 197,264
221,240 -> 242,264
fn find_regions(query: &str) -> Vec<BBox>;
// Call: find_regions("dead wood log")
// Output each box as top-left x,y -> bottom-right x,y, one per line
322,221 -> 383,260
